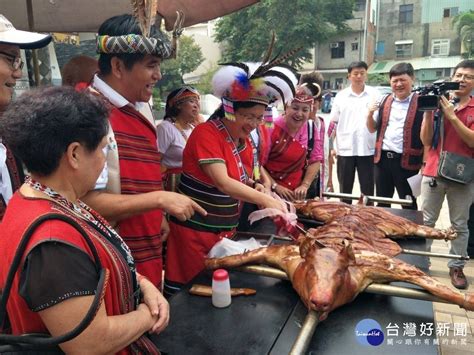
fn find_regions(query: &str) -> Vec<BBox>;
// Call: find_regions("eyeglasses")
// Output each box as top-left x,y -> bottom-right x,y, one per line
0,51 -> 24,71
453,73 -> 474,81
240,113 -> 264,125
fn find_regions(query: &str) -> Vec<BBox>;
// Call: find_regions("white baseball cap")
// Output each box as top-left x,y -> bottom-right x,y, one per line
0,14 -> 51,49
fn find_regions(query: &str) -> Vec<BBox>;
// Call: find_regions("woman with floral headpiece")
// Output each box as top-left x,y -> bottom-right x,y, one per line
157,86 -> 201,192
263,82 -> 324,202
163,62 -> 298,296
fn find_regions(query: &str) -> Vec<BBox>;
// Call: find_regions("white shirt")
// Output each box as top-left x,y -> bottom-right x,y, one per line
330,85 -> 380,156
374,93 -> 413,153
0,142 -> 13,205
157,120 -> 193,168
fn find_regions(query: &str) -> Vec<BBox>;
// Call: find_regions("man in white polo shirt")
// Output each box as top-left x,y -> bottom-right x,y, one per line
0,14 -> 51,221
367,62 -> 423,210
329,61 -> 379,203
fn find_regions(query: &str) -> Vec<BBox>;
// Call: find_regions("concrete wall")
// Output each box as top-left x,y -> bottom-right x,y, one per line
376,0 -> 425,60
182,21 -> 222,83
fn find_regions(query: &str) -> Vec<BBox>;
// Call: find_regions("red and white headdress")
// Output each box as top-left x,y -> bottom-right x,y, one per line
211,40 -> 299,122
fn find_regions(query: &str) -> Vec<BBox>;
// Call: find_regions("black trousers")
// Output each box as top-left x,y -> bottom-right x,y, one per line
337,155 -> 374,204
374,151 -> 418,210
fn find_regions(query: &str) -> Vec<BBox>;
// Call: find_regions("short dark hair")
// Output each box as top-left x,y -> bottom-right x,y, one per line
389,62 -> 414,79
98,14 -> 169,75
453,60 -> 474,74
348,61 -> 368,73
209,101 -> 266,120
0,86 -> 109,176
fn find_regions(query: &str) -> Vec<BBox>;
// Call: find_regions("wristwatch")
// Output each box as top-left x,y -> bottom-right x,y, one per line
271,182 -> 278,192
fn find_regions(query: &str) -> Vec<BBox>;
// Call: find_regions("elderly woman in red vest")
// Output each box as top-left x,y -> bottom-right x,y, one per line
264,84 -> 324,201
163,61 -> 298,296
0,87 -> 167,354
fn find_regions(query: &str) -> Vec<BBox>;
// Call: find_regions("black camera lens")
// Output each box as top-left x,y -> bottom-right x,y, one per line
417,95 -> 439,111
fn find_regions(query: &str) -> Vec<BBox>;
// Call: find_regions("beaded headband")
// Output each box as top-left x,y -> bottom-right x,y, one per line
96,34 -> 172,58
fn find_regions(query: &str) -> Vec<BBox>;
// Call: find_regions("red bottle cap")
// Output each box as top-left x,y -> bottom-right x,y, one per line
213,269 -> 229,281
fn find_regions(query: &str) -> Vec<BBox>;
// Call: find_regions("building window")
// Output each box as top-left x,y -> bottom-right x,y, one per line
330,41 -> 345,59
431,39 -> 450,56
444,68 -> 451,77
436,70 -> 443,77
443,7 -> 458,18
395,42 -> 413,58
354,0 -> 365,11
335,78 -> 344,90
376,41 -> 385,55
323,80 -> 330,90
399,4 -> 413,24
351,42 -> 359,51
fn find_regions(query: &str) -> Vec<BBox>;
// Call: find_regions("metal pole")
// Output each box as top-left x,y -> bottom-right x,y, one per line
26,0 -> 40,86
237,265 -> 457,305
289,311 -> 320,355
402,248 -> 469,260
322,191 -> 413,206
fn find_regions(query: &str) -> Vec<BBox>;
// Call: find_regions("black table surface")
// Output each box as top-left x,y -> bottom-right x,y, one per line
152,208 -> 437,355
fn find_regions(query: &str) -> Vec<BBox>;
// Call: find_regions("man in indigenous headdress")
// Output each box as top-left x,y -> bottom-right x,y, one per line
0,14 -> 51,222
83,14 -> 205,289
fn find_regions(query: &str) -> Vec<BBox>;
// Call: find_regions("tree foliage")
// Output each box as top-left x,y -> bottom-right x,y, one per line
156,35 -> 204,98
453,10 -> 474,59
214,0 -> 355,68
193,64 -> 219,94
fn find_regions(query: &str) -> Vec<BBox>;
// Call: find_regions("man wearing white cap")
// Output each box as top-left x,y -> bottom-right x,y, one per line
0,14 -> 51,220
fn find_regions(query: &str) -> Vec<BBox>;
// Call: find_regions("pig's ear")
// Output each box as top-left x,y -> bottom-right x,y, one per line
341,239 -> 356,263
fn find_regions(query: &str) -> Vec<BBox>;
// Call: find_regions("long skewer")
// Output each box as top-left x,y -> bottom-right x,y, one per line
237,265 -> 459,304
289,311 -> 320,355
322,191 -> 413,206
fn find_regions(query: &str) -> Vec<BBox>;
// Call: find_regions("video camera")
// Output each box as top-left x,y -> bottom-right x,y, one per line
413,80 -> 460,111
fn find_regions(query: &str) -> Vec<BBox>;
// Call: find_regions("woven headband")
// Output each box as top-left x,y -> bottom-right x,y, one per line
97,34 -> 172,58
168,87 -> 200,108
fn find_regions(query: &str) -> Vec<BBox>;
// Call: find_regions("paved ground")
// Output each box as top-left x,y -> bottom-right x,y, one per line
329,170 -> 473,354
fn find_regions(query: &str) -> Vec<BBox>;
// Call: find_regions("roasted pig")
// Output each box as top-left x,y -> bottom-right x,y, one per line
205,240 -> 474,321
294,200 -> 456,240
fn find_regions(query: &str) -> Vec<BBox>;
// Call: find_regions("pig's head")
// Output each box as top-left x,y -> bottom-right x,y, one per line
294,240 -> 356,321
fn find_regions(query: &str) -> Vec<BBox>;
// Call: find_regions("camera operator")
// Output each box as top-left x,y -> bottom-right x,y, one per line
420,59 -> 474,289
367,62 -> 423,210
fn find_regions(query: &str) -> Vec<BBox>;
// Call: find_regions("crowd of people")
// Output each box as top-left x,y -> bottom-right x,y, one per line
0,10 -> 473,353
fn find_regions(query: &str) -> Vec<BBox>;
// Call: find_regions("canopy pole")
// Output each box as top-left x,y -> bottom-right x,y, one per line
26,0 -> 41,86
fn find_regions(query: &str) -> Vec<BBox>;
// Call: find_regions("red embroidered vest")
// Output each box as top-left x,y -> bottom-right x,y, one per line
0,194 -> 159,354
374,93 -> 424,170
265,125 -> 307,190
108,106 -> 164,266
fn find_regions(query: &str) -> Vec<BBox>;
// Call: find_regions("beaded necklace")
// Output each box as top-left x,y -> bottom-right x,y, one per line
25,176 -> 139,302
172,119 -> 194,142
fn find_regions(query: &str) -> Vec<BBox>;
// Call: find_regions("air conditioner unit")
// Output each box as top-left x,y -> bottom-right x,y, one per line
330,42 -> 339,48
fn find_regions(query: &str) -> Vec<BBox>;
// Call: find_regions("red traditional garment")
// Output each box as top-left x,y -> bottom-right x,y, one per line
181,120 -> 253,185
264,124 -> 307,190
166,120 -> 252,284
166,222 -> 233,284
0,193 -> 158,354
109,105 -> 164,288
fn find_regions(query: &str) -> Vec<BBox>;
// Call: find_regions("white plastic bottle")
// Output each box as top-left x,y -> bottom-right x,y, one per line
212,269 -> 231,308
